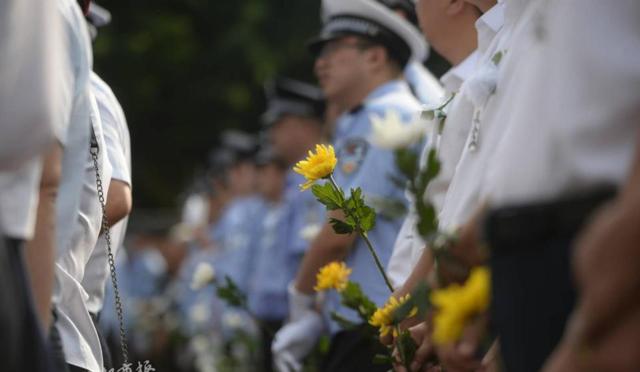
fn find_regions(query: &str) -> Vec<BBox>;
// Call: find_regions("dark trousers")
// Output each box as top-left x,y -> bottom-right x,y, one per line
0,237 -> 53,372
322,327 -> 390,372
490,236 -> 576,372
259,319 -> 283,372
485,187 -> 614,372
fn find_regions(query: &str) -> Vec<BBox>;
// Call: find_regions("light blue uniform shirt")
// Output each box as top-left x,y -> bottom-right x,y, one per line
210,195 -> 264,293
323,80 -> 422,335
173,244 -> 221,335
283,171 -> 326,281
248,171 -> 326,320
247,201 -> 289,320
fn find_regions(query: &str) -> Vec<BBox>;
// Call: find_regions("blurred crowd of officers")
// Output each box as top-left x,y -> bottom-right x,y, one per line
1,0 -> 640,371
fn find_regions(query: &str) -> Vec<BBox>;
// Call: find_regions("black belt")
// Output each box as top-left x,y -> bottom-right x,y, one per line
483,185 -> 616,251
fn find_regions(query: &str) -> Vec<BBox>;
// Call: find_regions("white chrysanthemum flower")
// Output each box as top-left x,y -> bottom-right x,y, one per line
189,303 -> 210,324
191,335 -> 210,353
369,110 -> 427,150
191,262 -> 215,290
299,223 -> 322,242
222,312 -> 244,330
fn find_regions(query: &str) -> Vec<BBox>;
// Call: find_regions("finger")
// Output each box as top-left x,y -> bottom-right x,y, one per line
457,314 -> 488,359
479,341 -> 499,372
381,332 -> 395,346
440,343 -> 481,372
410,338 -> 434,372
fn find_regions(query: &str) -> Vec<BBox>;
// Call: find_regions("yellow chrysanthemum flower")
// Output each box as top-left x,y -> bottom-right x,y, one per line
314,261 -> 352,292
431,266 -> 491,345
293,144 -> 338,190
369,294 -> 417,337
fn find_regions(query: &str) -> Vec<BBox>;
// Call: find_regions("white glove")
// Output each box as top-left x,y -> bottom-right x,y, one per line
287,282 -> 315,322
272,311 -> 324,372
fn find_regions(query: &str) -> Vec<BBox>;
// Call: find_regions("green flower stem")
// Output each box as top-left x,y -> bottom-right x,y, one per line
327,175 -> 394,293
394,325 -> 412,370
361,232 -> 395,293
328,175 -> 346,202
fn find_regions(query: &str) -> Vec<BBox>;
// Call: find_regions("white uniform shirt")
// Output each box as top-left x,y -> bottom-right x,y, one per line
387,52 -> 480,288
483,0 -> 640,206
476,1 -> 506,54
0,0 -> 64,170
83,72 -> 132,315
56,90 -> 110,372
54,0 -> 93,258
438,0 -> 530,230
0,0 -> 67,238
52,1 -> 103,370
386,3 -> 507,287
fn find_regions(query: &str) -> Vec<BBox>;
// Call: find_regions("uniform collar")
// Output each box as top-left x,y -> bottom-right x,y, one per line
475,2 -> 505,52
340,79 -> 409,116
440,51 -> 479,93
363,79 -> 410,104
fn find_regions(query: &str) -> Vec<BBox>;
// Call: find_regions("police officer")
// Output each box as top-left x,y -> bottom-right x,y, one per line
248,78 -> 326,372
272,0 -> 426,370
246,145 -> 290,372
262,77 -> 327,295
209,130 -> 262,294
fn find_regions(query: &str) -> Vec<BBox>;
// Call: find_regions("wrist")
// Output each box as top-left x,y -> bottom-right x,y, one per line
288,282 -> 315,309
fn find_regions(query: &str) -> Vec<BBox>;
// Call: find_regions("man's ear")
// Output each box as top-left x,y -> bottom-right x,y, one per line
364,45 -> 389,71
446,0 -> 466,16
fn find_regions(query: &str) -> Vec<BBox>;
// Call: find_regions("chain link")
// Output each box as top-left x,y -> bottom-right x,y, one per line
90,136 -> 129,364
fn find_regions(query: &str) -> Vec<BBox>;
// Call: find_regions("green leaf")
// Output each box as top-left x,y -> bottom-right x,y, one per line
373,353 -> 393,365
416,201 -> 438,239
359,206 -> 376,232
492,50 -> 504,66
426,149 -> 441,181
394,148 -> 419,180
216,275 -> 247,308
330,312 -> 359,330
311,182 -> 343,210
329,217 -> 354,234
341,281 -> 378,320
415,149 -> 441,193
397,330 -> 419,369
350,187 -> 364,205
